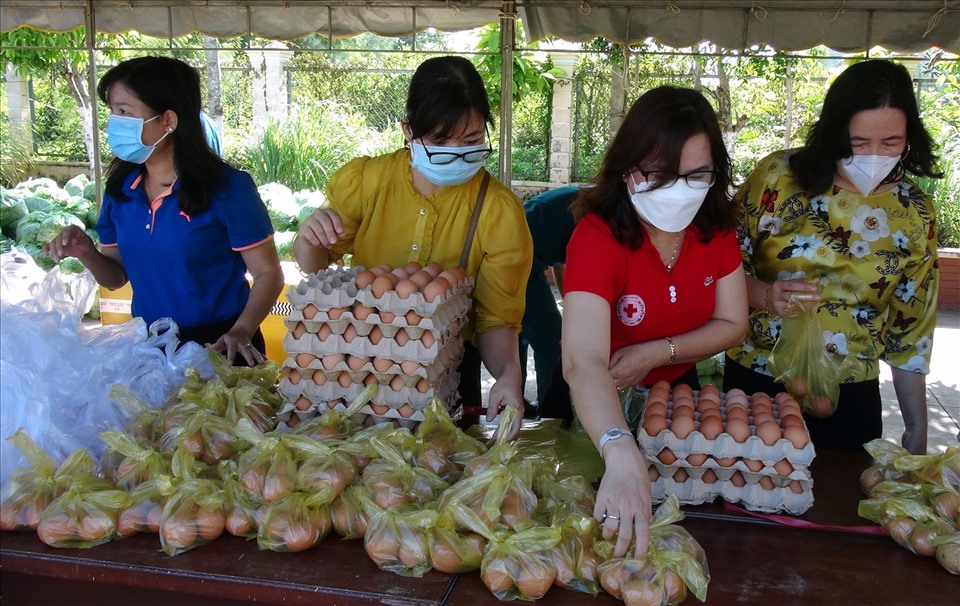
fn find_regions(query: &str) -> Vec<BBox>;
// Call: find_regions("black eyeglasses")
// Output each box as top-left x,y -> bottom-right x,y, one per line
419,139 -> 493,165
634,166 -> 718,190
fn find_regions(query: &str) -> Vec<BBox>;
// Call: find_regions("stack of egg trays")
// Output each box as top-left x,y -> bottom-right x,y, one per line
637,392 -> 816,515
279,266 -> 472,425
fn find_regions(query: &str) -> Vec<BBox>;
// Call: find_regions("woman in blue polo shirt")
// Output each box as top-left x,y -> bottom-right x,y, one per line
43,56 -> 283,366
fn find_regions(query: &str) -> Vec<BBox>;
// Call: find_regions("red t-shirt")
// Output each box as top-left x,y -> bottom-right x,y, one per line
564,213 -> 742,385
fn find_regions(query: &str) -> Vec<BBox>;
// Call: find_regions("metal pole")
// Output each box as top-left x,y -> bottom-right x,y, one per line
498,2 -> 514,185
86,0 -> 103,207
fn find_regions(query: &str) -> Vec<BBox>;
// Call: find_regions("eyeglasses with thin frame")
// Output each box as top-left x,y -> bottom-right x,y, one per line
633,166 -> 718,190
419,138 -> 493,165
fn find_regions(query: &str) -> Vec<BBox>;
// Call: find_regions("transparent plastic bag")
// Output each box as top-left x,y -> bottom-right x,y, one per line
480,525 -> 563,600
364,505 -> 438,577
257,487 -> 336,552
768,292 -> 854,418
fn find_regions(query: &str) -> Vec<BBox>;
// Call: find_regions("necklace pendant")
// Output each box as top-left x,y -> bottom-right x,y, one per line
669,285 -> 677,304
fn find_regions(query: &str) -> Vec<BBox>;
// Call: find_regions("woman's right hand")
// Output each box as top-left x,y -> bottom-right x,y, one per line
594,438 -> 652,558
41,226 -> 95,263
766,278 -> 820,316
298,208 -> 344,248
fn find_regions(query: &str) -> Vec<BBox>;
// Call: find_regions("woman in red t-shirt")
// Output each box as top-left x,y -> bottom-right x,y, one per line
562,87 -> 747,558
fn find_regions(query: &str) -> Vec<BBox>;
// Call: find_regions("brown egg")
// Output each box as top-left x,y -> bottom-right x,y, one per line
347,355 -> 370,371
355,270 -> 377,289
644,401 -> 668,417
752,411 -> 775,426
342,324 -> 359,343
744,458 -> 764,472
699,408 -> 723,422
788,377 -> 810,399
657,448 -> 677,465
337,372 -> 353,388
380,310 -> 396,323
648,466 -> 661,482
808,395 -> 834,418
774,458 -> 794,476
701,469 -> 719,484
696,398 -> 719,414
783,425 -> 810,449
321,354 -> 343,369
673,383 -> 694,400
295,395 -> 313,411
423,262 -> 443,278
363,372 -> 379,386
780,413 -> 805,429
368,325 -> 384,345
726,388 -> 749,407
393,328 -> 409,347
725,418 -> 750,443
756,420 -> 782,446
642,414 -> 668,436
758,475 -> 776,490
415,378 -> 430,394
774,391 -> 795,406
317,323 -> 333,342
350,303 -> 371,321
395,279 -> 419,299
389,375 -> 406,391
390,267 -> 409,281
671,403 -> 695,419
730,471 -> 746,487
750,391 -> 773,407
295,352 -> 316,368
423,278 -> 449,302
669,415 -> 694,439
420,331 -> 436,348
672,468 -> 689,483
673,396 -> 696,414
373,358 -> 394,373
725,406 -> 749,423
369,266 -> 387,277
302,303 -> 319,320
370,403 -> 390,416
699,415 -> 723,440
328,306 -> 349,320
405,310 -> 422,326
716,456 -> 738,467
287,368 -> 302,385
789,480 -> 805,494
400,360 -> 421,375
312,371 -> 327,386
291,322 -> 307,339
699,383 -> 721,401
778,401 -> 803,418
404,261 -> 423,275
409,271 -> 432,289
686,453 -> 708,465
371,274 -> 396,298
398,404 -> 417,418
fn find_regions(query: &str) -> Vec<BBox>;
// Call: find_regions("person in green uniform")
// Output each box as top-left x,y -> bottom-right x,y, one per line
519,186 -> 578,416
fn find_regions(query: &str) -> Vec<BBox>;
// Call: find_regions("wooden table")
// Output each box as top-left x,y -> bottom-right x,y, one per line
2,450 -> 955,605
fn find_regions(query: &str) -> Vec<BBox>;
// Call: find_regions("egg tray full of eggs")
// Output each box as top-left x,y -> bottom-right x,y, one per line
637,383 -> 816,515
278,348 -> 462,407
275,369 -> 461,431
281,312 -> 468,366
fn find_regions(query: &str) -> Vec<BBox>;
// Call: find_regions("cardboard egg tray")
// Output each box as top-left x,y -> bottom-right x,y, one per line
286,266 -> 361,309
285,297 -> 467,339
354,277 -> 474,319
278,361 -> 459,407
636,391 -> 816,514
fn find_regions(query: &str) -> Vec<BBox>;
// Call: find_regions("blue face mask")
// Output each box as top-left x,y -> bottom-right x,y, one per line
105,114 -> 170,164
409,141 -> 488,187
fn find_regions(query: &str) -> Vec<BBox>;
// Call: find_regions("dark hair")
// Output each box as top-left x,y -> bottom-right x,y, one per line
405,56 -> 493,142
98,56 -> 227,215
790,59 -> 942,196
572,86 -> 736,249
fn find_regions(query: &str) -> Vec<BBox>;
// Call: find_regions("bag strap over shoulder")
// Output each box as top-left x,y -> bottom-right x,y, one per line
460,170 -> 490,269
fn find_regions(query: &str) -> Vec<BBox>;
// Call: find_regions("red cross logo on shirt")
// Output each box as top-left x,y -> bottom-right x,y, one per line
617,294 -> 645,326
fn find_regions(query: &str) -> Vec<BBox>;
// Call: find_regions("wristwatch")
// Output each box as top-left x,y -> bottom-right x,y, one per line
598,427 -> 631,460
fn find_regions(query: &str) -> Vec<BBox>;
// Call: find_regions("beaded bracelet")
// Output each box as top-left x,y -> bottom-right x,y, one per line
664,336 -> 677,365
763,286 -> 773,314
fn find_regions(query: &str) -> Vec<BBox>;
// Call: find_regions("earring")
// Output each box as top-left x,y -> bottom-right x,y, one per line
166,128 -> 173,133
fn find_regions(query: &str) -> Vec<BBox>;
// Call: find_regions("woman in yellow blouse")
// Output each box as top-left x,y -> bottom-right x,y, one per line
294,56 -> 532,437
725,60 -> 942,454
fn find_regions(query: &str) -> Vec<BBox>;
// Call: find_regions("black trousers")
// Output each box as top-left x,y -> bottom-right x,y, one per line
177,316 -> 266,367
538,359 -> 701,425
723,355 -> 882,451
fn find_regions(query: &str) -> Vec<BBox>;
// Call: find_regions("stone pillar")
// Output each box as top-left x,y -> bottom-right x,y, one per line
5,63 -> 33,151
245,42 -> 294,140
548,54 -> 578,185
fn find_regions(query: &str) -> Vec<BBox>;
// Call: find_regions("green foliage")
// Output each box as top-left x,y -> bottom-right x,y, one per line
472,23 -> 565,111
237,101 -> 393,192
0,137 -> 37,188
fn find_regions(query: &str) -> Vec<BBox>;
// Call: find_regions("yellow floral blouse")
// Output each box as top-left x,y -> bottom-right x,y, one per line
728,150 -> 939,382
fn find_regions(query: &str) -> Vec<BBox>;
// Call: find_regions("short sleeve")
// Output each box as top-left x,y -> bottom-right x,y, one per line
325,155 -> 373,257
715,229 -> 744,279
563,214 -> 625,306
95,195 -> 118,246
218,170 -> 275,249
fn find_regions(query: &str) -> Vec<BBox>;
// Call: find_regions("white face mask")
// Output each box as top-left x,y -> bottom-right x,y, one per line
836,154 -> 901,196
627,174 -> 708,233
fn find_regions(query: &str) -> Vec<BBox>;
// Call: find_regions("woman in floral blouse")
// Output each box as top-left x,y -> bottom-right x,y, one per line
724,59 -> 942,454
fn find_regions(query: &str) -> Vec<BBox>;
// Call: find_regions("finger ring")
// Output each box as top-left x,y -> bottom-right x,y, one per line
603,513 -> 619,521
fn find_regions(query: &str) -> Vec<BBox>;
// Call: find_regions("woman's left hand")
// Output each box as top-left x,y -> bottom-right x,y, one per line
609,342 -> 660,389
214,329 -> 264,366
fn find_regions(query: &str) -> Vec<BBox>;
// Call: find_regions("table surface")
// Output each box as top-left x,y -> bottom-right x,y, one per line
2,450 -> 956,605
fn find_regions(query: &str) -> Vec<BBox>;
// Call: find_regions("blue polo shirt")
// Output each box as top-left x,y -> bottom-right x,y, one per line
96,167 -> 274,330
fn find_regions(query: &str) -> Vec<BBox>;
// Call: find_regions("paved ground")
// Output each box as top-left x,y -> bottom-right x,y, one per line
492,299 -> 960,455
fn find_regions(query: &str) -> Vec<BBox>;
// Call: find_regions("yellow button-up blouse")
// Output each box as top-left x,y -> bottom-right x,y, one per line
326,149 -> 533,341
728,150 -> 939,382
